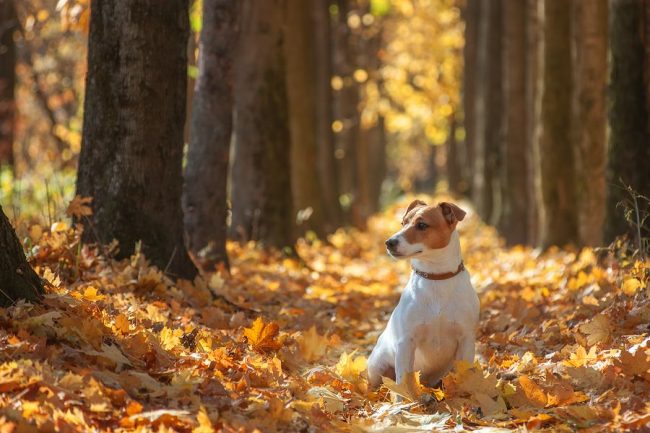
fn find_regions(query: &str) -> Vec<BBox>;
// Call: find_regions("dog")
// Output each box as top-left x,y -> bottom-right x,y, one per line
367,199 -> 480,389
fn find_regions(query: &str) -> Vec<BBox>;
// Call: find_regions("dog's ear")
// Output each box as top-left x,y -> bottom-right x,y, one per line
439,202 -> 466,225
403,199 -> 427,222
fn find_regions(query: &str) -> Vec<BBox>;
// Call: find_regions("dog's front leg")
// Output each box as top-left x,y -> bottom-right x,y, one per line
455,334 -> 476,365
394,338 -> 416,385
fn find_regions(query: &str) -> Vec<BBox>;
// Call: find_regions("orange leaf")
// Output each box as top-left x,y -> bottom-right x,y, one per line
66,195 -> 93,218
243,317 -> 283,352
518,376 -> 547,408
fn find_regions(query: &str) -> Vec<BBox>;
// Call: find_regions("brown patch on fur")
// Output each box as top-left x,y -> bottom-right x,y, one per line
401,202 -> 465,250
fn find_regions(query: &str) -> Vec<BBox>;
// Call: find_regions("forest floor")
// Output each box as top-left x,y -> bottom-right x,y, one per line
0,195 -> 649,432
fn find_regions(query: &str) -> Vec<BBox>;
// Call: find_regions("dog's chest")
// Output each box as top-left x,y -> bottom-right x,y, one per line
401,275 -> 478,334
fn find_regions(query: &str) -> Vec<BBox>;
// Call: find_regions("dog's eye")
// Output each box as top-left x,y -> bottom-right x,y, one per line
416,222 -> 428,230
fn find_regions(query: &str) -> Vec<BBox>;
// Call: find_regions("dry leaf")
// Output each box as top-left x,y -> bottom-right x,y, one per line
298,326 -> 328,362
244,317 -> 283,352
66,195 -> 93,218
579,314 -> 611,346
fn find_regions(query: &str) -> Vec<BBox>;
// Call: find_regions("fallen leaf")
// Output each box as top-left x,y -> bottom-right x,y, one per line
579,314 -> 611,346
244,317 -> 283,352
298,326 -> 328,362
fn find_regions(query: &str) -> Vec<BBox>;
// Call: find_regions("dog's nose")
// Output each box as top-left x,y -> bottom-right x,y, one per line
385,238 -> 398,249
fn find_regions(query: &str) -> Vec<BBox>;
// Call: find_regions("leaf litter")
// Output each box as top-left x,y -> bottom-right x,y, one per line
0,196 -> 649,432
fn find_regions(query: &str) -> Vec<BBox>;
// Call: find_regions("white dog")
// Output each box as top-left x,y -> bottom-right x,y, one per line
367,200 -> 480,388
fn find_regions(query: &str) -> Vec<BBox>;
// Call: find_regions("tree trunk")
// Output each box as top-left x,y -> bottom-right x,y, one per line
473,0 -> 503,225
526,0 -> 543,246
312,0 -> 343,233
76,0 -> 197,279
446,113 -> 462,194
286,0 -> 326,237
605,0 -> 650,242
0,205 -> 42,306
333,0 -> 360,227
354,19 -> 384,225
0,0 -> 16,167
183,0 -> 240,270
501,0 -> 529,245
539,0 -> 577,247
461,0 -> 479,197
572,0 -> 607,246
357,114 -> 387,220
472,0 -> 502,224
231,0 -> 294,250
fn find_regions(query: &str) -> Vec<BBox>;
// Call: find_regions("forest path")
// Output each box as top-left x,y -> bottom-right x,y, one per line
0,196 -> 647,432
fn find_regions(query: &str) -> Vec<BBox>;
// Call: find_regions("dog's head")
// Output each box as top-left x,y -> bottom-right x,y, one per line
385,200 -> 466,258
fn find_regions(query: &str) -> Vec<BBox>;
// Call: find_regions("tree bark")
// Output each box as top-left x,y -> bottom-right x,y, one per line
539,0 -> 577,247
446,113 -> 462,194
0,0 -> 16,167
231,0 -> 294,249
355,18 -> 384,225
572,0 -> 607,246
473,0 -> 503,225
312,0 -> 343,233
605,0 -> 650,242
461,0 -> 479,197
0,205 -> 42,306
526,0 -> 543,246
76,0 -> 197,279
183,0 -> 240,270
472,0 -> 502,224
333,0 -> 360,226
286,0 -> 326,237
501,0 -> 529,245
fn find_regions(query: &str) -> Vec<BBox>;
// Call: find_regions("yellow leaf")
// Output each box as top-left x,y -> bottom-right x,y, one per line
335,351 -> 367,382
622,278 -> 642,296
72,286 -> 106,302
298,326 -> 328,362
160,327 -> 183,351
563,345 -> 598,367
50,221 -> 69,233
192,406 -> 215,433
518,376 -> 547,408
243,317 -> 283,352
579,314 -> 611,346
382,371 -> 423,402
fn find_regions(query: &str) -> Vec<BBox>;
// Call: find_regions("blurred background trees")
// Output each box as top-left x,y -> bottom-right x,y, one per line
0,0 -> 649,280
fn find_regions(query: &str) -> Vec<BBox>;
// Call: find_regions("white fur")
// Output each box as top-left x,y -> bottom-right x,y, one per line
368,230 -> 480,388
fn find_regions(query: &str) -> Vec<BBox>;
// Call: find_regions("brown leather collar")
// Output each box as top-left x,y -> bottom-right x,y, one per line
413,261 -> 465,281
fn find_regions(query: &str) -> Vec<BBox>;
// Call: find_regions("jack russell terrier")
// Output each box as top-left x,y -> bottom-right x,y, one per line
367,200 -> 480,388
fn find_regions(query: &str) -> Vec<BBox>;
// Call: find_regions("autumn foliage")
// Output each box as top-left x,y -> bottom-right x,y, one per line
0,196 -> 647,432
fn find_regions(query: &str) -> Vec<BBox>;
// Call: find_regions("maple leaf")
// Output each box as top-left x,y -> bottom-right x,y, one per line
563,345 -> 598,367
72,286 -> 106,302
579,314 -> 612,346
66,195 -> 93,218
335,351 -> 367,382
243,317 -> 283,352
618,347 -> 650,378
298,326 -> 328,362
